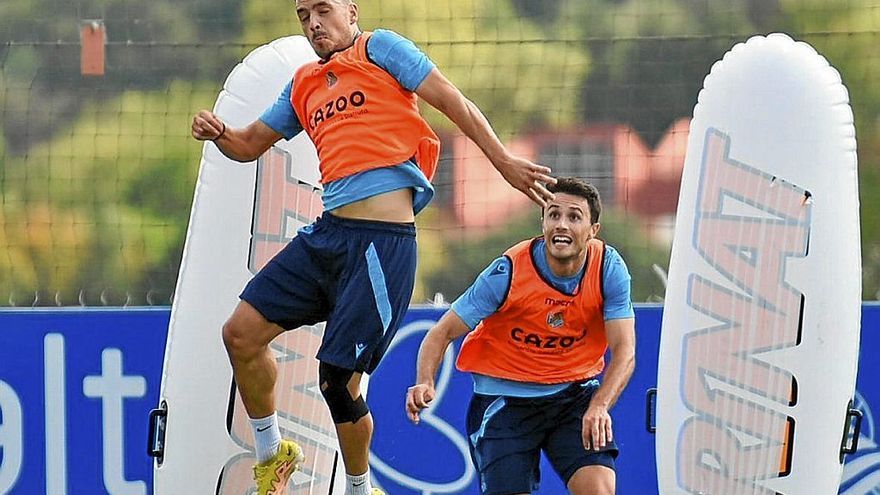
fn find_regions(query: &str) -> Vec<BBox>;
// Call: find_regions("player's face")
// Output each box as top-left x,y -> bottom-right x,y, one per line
295,0 -> 358,59
542,193 -> 599,264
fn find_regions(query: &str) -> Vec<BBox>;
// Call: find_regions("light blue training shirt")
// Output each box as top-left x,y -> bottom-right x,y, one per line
451,239 -> 635,397
260,29 -> 437,213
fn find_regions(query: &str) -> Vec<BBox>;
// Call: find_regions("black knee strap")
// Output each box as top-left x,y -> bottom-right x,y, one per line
319,362 -> 370,424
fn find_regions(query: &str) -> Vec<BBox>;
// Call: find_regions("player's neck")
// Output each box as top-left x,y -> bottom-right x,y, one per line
544,252 -> 586,279
320,29 -> 362,62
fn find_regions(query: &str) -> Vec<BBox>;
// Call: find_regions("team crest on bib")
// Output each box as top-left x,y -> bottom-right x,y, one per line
326,71 -> 338,87
547,311 -> 564,328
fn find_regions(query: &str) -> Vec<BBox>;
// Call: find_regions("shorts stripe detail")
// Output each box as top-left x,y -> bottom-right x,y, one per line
365,242 -> 392,334
470,396 -> 507,447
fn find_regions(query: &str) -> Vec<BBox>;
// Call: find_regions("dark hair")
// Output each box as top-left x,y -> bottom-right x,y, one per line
547,177 -> 602,224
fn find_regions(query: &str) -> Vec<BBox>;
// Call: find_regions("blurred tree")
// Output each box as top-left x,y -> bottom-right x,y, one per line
1,0 -> 877,305
507,0 -> 880,300
550,0 -> 753,146
777,0 -> 880,145
859,156 -> 880,300
0,0 -> 245,152
0,81 -> 216,305
775,0 -> 880,301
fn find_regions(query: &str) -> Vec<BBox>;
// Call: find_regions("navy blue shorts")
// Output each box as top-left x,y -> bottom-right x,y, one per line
240,213 -> 416,373
466,381 -> 618,495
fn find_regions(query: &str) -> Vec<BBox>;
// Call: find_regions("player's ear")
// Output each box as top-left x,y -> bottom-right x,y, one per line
348,2 -> 358,24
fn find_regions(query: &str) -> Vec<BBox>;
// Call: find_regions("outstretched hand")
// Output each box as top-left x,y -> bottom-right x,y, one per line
405,383 -> 436,425
493,155 -> 556,207
191,110 -> 226,141
582,403 -> 613,451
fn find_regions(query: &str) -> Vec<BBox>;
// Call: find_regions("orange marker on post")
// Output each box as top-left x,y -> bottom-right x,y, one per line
80,20 -> 105,76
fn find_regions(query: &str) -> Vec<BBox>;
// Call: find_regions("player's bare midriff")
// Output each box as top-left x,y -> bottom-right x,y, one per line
329,187 -> 415,223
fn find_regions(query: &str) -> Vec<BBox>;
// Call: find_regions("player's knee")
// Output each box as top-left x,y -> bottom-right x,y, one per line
568,465 -> 615,495
222,304 -> 279,359
319,362 -> 369,424
222,319 -> 243,354
222,318 -> 258,359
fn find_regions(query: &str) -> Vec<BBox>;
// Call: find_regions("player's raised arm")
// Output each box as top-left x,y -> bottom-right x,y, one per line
191,110 -> 282,163
415,68 -> 556,207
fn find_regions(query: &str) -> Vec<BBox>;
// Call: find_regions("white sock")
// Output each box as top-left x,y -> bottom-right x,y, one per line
345,469 -> 372,495
249,412 -> 281,463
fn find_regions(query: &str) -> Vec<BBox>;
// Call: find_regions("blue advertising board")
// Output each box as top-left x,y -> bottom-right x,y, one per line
0,309 -> 169,495
0,305 -> 877,494
840,304 -> 880,495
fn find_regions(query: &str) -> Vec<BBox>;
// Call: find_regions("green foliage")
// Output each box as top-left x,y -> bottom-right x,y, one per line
547,0 -> 756,145
514,0 -> 880,300
777,0 -> 880,145
0,0 -> 245,152
0,0 -> 243,45
365,0 -> 590,135
772,0 -> 880,300
598,211 -> 671,303
0,81 -> 215,305
1,0 -> 878,305
861,161 -> 880,300
421,210 -> 541,301
241,0 -> 299,44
